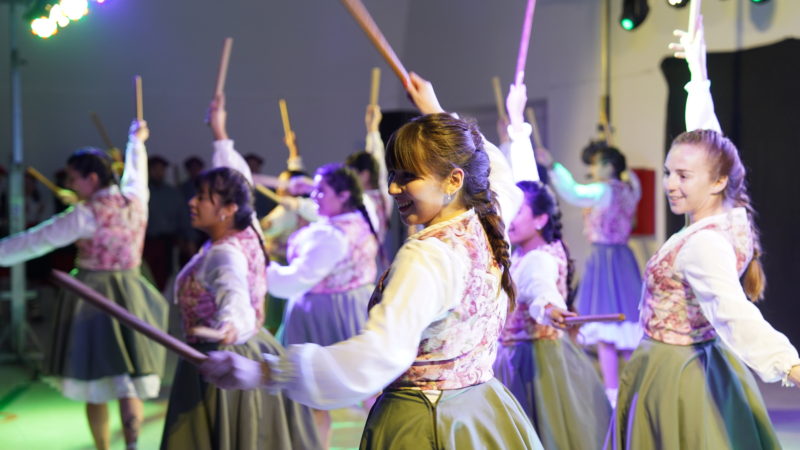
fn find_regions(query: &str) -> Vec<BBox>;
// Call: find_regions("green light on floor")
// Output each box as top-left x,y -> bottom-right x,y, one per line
621,18 -> 634,30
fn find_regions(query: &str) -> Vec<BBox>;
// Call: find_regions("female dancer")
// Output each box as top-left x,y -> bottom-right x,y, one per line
160,95 -> 320,449
0,121 -> 167,450
536,137 -> 642,403
609,17 -> 800,448
493,84 -> 610,450
346,104 -> 392,242
200,73 -> 542,449
267,161 -> 379,445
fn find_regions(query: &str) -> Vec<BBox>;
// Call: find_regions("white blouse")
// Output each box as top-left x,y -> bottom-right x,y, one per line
659,211 -> 800,385
511,250 -> 568,326
181,241 -> 258,345
263,136 -> 522,409
0,137 -> 148,267
265,213 -> 356,299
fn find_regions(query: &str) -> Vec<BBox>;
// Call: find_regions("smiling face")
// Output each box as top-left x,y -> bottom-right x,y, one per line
663,143 -> 727,222
311,175 -> 349,218
508,202 -> 550,247
188,183 -> 229,232
387,168 -> 452,227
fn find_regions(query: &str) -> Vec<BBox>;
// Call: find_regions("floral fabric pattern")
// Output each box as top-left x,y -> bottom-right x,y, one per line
373,211 -> 506,390
641,209 -> 753,345
500,241 -> 568,343
176,227 -> 267,343
76,191 -> 146,270
300,212 -> 378,294
583,180 -> 638,244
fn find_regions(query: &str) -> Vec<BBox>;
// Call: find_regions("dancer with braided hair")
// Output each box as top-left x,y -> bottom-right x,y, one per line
159,95 -> 321,450
493,83 -> 610,450
608,15 -> 800,448
200,72 -> 542,449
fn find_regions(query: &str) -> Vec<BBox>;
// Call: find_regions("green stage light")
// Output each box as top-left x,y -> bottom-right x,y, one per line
26,0 -> 101,39
667,0 -> 690,7
620,0 -> 650,31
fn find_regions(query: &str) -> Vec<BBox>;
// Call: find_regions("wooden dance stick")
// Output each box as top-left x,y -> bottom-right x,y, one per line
214,37 -> 234,96
525,107 -> 544,149
514,0 -> 538,86
688,0 -> 702,38
278,99 -> 299,159
340,0 -> 409,86
369,67 -> 381,106
255,184 -> 283,204
26,166 -> 61,195
90,112 -> 116,150
134,75 -> 144,122
563,313 -> 625,325
492,76 -> 507,121
51,270 -> 208,366
598,98 -> 614,146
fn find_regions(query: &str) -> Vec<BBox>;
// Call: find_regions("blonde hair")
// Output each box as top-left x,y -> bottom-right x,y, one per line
672,129 -> 765,301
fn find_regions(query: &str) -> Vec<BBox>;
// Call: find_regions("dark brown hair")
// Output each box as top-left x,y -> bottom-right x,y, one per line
386,113 -> 516,308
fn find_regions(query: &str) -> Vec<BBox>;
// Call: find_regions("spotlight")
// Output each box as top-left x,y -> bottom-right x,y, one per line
620,0 -> 650,31
667,0 -> 689,7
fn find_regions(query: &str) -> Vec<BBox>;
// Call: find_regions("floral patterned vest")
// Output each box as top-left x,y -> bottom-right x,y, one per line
640,209 -> 753,345
369,210 -> 506,390
301,212 -> 378,294
175,228 -> 267,344
499,241 -> 569,343
75,187 -> 147,270
583,180 -> 638,244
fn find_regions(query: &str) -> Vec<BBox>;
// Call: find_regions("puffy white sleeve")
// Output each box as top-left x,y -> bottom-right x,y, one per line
0,204 -> 97,267
119,136 -> 149,203
484,137 -> 523,228
203,243 -> 257,344
507,123 -> 539,183
679,230 -> 800,385
549,163 -> 610,208
516,251 -> 567,325
685,80 -> 722,133
365,130 -> 392,219
212,139 -> 253,186
266,225 -> 347,298
264,238 -> 465,409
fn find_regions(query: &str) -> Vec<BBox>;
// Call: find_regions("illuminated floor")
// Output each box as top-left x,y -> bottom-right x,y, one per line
0,364 -> 368,450
1,361 -> 799,449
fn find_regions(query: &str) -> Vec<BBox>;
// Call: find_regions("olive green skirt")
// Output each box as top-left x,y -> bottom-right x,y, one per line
160,329 -> 322,450
609,337 -> 781,449
360,378 -> 543,450
493,337 -> 611,450
45,268 -> 168,403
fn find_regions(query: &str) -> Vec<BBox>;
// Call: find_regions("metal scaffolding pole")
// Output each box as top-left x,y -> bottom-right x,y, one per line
1,0 -> 30,362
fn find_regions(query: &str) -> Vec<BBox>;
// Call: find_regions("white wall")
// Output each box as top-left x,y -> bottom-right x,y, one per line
0,0 -> 413,183
402,0 -> 797,271
2,0 -> 798,270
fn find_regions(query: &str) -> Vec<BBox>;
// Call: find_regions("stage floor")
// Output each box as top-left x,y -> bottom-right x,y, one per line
0,362 -> 798,449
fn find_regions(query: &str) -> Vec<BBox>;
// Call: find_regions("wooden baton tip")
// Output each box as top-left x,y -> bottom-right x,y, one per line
369,67 -> 381,106
563,313 -> 626,325
134,75 -> 143,122
90,111 -> 115,150
339,0 -> 409,86
526,107 -> 544,149
278,99 -> 291,137
214,37 -> 234,96
514,0 -> 537,86
26,166 -> 61,195
492,76 -> 507,120
50,270 -> 207,365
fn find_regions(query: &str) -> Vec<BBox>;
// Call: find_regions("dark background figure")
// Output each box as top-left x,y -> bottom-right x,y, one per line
143,155 -> 188,291
244,152 -> 277,217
